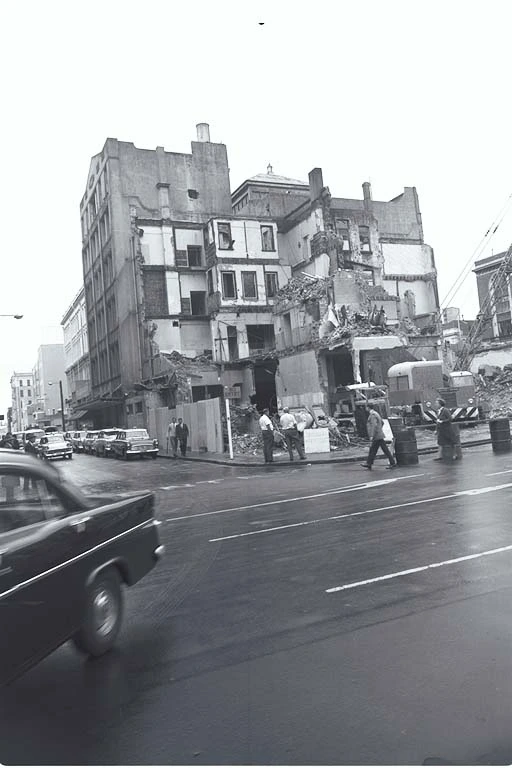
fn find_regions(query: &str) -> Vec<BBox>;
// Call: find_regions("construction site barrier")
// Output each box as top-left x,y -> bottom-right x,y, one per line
489,418 -> 511,453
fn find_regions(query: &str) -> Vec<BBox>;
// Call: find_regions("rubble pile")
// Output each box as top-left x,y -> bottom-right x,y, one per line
476,365 -> 512,418
158,351 -> 217,402
321,302 -> 394,347
231,433 -> 262,455
275,274 -> 332,304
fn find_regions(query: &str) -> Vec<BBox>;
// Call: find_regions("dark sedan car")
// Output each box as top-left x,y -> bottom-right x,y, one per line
0,451 -> 163,686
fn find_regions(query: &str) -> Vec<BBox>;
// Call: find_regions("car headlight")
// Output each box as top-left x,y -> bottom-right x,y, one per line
468,398 -> 474,404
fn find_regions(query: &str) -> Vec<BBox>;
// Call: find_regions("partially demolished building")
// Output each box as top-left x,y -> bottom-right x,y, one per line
232,167 -> 441,414
75,124 -> 441,430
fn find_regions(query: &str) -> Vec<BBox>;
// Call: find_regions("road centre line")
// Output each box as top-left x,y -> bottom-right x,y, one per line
486,469 -> 512,476
166,475 -> 423,522
209,480 -> 512,543
326,542 -> 512,593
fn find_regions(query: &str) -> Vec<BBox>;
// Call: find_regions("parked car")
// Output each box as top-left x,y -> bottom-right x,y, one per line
37,433 -> 73,461
0,451 -> 163,686
70,430 -> 87,453
92,429 -> 120,457
83,430 -> 101,454
111,429 -> 159,460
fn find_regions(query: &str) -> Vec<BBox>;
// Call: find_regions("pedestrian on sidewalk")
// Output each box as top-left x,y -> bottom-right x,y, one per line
361,403 -> 397,470
167,417 -> 178,458
434,397 -> 457,461
176,418 -> 189,457
259,408 -> 274,464
279,407 -> 306,461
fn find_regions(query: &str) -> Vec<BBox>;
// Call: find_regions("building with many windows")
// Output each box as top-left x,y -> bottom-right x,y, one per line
10,372 -> 34,432
61,287 -> 91,426
31,345 -> 68,429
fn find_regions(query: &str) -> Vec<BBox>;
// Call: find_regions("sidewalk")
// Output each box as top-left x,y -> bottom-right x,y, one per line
162,423 -> 494,467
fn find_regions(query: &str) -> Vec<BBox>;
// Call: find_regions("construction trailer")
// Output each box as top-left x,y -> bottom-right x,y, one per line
386,360 -> 482,424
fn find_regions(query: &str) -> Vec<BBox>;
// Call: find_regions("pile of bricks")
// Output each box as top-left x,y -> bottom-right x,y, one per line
476,365 -> 512,418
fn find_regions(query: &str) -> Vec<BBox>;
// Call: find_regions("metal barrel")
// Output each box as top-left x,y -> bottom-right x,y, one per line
394,427 -> 419,466
489,418 -> 511,453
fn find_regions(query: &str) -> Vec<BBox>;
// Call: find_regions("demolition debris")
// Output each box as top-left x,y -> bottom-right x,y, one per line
476,364 -> 512,418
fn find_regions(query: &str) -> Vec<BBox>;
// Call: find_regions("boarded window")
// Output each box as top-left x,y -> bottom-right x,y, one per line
143,268 -> 168,316
261,225 -> 275,251
222,271 -> 236,299
242,271 -> 257,299
187,245 -> 202,266
265,271 -> 278,298
207,269 -> 214,295
218,222 -> 232,250
181,298 -> 192,315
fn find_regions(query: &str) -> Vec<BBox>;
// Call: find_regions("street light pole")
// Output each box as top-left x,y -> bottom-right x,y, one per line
59,380 -> 66,433
48,380 -> 66,432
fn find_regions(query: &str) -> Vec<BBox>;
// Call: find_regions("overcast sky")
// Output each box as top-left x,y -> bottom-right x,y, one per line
2,0 -> 512,414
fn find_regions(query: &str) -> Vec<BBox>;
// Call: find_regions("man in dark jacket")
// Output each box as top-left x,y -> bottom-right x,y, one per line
176,418 -> 189,457
361,404 -> 396,470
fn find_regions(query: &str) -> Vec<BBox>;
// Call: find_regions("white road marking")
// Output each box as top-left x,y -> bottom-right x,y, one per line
486,469 -> 512,476
209,481 -> 512,543
166,475 -> 423,523
159,484 -> 195,490
326,543 -> 512,593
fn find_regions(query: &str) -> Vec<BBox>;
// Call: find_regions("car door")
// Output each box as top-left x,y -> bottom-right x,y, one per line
0,466 -> 86,685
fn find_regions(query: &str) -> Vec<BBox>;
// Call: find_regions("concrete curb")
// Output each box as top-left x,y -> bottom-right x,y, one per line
159,438 -> 493,467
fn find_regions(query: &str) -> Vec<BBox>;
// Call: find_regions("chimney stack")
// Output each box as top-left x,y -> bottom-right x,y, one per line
362,181 -> 372,205
196,123 -> 210,142
308,168 -> 324,201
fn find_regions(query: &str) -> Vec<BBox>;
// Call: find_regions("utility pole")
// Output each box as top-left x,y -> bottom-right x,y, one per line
59,380 -> 66,433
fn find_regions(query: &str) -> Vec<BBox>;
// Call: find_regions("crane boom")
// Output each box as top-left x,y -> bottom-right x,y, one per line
456,242 -> 512,371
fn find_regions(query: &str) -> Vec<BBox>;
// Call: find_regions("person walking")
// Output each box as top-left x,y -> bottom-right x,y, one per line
167,417 -> 178,458
259,408 -> 274,464
176,418 -> 189,457
361,403 -> 397,470
279,406 -> 306,461
434,397 -> 457,461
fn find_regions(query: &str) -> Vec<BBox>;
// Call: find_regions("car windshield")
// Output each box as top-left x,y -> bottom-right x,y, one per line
127,430 -> 149,439
47,435 -> 65,443
104,430 -> 118,437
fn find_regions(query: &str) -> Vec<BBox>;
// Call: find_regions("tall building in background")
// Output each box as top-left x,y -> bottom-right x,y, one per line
32,344 -> 68,428
61,287 -> 91,427
10,372 -> 34,431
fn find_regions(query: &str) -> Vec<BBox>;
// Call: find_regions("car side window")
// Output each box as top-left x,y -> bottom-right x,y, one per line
0,471 -> 68,534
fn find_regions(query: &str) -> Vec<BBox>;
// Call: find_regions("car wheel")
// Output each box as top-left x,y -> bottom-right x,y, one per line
73,569 -> 123,657
151,454 -> 157,460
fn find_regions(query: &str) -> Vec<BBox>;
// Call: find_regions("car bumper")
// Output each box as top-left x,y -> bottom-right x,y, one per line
43,450 -> 72,460
126,448 -> 158,455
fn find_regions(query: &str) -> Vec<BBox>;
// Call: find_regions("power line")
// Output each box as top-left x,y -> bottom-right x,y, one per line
440,192 -> 512,310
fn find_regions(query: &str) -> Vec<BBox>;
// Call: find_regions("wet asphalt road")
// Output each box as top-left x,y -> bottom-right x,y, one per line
3,448 -> 512,764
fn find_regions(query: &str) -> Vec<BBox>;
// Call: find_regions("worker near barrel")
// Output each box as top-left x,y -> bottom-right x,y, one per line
434,397 -> 458,461
361,403 -> 397,470
279,407 -> 307,462
259,408 -> 274,464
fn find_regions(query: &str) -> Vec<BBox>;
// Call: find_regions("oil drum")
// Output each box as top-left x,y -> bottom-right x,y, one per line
394,427 -> 419,466
489,418 -> 511,453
